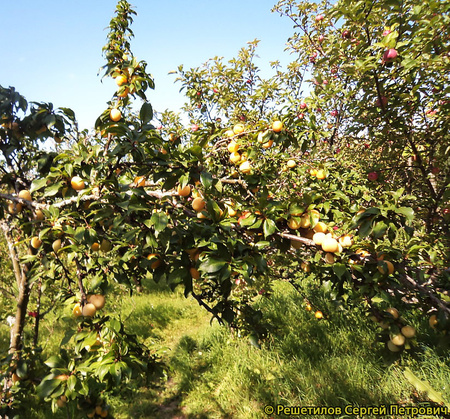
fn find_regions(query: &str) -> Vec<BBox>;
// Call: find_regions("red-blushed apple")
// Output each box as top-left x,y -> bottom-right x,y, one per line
383,48 -> 398,63
376,96 -> 388,108
330,110 -> 338,117
298,113 -> 304,119
213,88 -> 219,93
431,167 -> 440,175
196,91 -> 201,96
342,29 -> 351,39
323,80 -> 329,85
300,102 -> 307,109
191,124 -> 199,132
382,29 -> 392,36
318,35 -> 325,42
315,14 -> 324,22
368,171 -> 379,181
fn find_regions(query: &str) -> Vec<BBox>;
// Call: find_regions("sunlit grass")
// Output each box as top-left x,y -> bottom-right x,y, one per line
2,276 -> 449,418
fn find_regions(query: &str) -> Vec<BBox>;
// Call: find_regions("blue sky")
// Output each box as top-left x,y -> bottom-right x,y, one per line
0,1 -> 295,130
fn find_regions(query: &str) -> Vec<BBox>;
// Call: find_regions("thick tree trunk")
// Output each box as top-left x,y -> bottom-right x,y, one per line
9,272 -> 31,354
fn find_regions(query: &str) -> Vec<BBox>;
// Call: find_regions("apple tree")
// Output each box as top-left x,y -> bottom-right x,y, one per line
0,0 -> 449,416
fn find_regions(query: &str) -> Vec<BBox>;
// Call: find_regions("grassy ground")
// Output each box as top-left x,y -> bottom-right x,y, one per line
111,280 -> 450,418
1,278 -> 449,418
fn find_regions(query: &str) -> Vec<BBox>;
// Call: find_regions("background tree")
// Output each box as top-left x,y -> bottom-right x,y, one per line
1,0 -> 448,416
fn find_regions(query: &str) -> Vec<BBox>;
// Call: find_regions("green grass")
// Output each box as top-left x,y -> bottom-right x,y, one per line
2,278 -> 450,418
109,279 -> 450,418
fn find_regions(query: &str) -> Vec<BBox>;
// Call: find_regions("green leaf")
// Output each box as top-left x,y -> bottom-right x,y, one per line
31,177 -> 48,193
395,207 -> 414,220
139,102 -> 153,124
263,219 -> 277,238
333,263 -> 347,279
372,221 -> 388,239
403,368 -> 450,409
44,182 -> 63,197
36,379 -> 61,399
44,356 -> 64,369
200,258 -> 227,273
200,172 -> 213,189
151,212 -> 168,233
239,214 -> 256,227
358,219 -> 373,238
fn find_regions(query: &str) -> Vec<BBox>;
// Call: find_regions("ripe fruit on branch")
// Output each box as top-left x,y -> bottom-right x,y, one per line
8,202 -> 22,214
313,232 -> 326,245
227,140 -> 239,153
390,334 -> 405,346
52,239 -> 62,253
385,307 -> 399,319
321,237 -> 339,253
31,236 -> 42,249
313,222 -> 327,233
82,303 -> 97,317
91,242 -> 100,251
192,197 -> 206,212
262,139 -> 273,149
73,303 -> 83,317
315,169 -> 326,180
272,120 -> 283,133
239,160 -> 252,174
287,159 -> 296,168
378,260 -> 394,275
100,239 -> 112,252
429,314 -> 438,328
233,124 -> 245,135
133,176 -> 146,187
118,87 -> 129,97
375,96 -> 388,108
229,152 -> 241,163
299,214 -> 311,228
177,184 -> 191,197
301,261 -> 311,272
18,190 -> 32,201
288,218 -> 301,230
115,75 -> 128,86
110,108 -> 122,122
315,310 -> 323,319
338,235 -> 353,248
34,209 -> 44,221
401,325 -> 416,338
382,48 -> 398,63
368,171 -> 378,181
324,253 -> 335,264
71,176 -> 85,191
147,253 -> 161,269
88,294 -> 106,310
342,29 -> 351,39
387,341 -> 402,352
315,14 -> 324,22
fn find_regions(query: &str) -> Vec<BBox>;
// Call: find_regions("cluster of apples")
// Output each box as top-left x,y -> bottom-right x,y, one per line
372,307 -> 416,352
225,121 -> 284,175
73,294 -> 106,318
